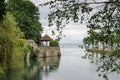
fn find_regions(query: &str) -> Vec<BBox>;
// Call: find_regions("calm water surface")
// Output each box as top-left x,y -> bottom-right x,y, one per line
1,45 -> 120,80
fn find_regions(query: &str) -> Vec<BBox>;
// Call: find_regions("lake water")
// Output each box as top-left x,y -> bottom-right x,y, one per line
1,45 -> 120,80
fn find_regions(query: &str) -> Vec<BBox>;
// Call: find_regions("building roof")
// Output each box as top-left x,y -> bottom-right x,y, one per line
40,34 -> 53,41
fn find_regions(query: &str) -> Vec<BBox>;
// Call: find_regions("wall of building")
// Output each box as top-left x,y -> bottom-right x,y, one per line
38,47 -> 61,58
26,39 -> 61,59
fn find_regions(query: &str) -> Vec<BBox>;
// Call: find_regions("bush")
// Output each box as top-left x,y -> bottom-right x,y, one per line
17,39 -> 27,47
30,48 -> 39,58
50,40 -> 59,47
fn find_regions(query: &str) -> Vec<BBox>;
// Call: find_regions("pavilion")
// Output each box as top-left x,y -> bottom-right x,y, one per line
40,34 -> 53,46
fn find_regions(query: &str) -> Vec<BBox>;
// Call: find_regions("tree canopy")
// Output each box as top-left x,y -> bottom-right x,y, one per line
0,0 -> 5,20
0,12 -> 23,73
41,0 -> 120,48
40,0 -> 120,27
84,0 -> 120,49
6,0 -> 43,44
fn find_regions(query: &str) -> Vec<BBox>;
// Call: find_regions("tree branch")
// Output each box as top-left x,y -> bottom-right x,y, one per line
85,1 -> 120,4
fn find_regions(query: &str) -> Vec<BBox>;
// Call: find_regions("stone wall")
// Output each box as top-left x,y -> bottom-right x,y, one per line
38,47 -> 61,58
26,39 -> 61,58
27,39 -> 38,50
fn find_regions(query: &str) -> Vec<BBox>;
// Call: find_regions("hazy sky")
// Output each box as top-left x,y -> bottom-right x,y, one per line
30,0 -> 89,44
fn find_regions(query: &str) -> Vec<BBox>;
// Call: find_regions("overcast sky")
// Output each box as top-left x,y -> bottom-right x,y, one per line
30,0 -> 89,45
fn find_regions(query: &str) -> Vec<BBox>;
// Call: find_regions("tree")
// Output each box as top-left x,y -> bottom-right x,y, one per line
87,1 -> 120,49
0,0 -> 5,20
6,0 -> 43,44
40,0 -> 119,28
50,40 -> 59,47
0,12 -> 23,73
40,0 -> 120,49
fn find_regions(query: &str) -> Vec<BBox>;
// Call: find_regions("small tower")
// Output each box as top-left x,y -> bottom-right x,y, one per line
40,34 -> 53,46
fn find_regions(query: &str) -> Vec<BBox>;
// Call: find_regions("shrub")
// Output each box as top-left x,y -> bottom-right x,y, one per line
30,48 -> 40,58
50,40 -> 59,47
17,39 -> 27,47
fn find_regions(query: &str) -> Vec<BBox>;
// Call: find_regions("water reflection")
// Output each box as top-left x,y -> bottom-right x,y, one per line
1,47 -> 120,80
38,56 -> 60,72
0,56 -> 61,80
0,69 -> 23,80
23,58 -> 42,80
82,51 -> 120,80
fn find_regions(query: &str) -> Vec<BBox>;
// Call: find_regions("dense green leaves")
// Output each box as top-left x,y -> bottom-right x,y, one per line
0,0 -> 5,20
0,0 -> 44,75
6,0 -> 43,44
0,12 -> 23,73
50,40 -> 59,47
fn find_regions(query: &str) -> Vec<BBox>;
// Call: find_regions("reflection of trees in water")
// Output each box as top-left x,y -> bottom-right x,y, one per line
24,56 -> 61,80
38,56 -> 61,72
0,56 -> 61,80
38,56 -> 61,78
0,69 -> 23,80
24,56 -> 60,80
0,59 -> 42,80
23,58 -> 42,80
82,51 -> 120,80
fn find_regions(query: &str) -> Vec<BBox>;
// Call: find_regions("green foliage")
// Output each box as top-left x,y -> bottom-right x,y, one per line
41,0 -> 120,47
111,50 -> 120,58
40,0 -> 92,27
19,46 -> 29,62
84,1 -> 120,49
17,39 -> 27,47
0,12 -> 23,73
40,0 -> 94,36
0,66 -> 3,75
0,0 -> 5,20
17,39 -> 31,62
6,0 -> 43,44
30,48 -> 39,58
50,40 -> 59,47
